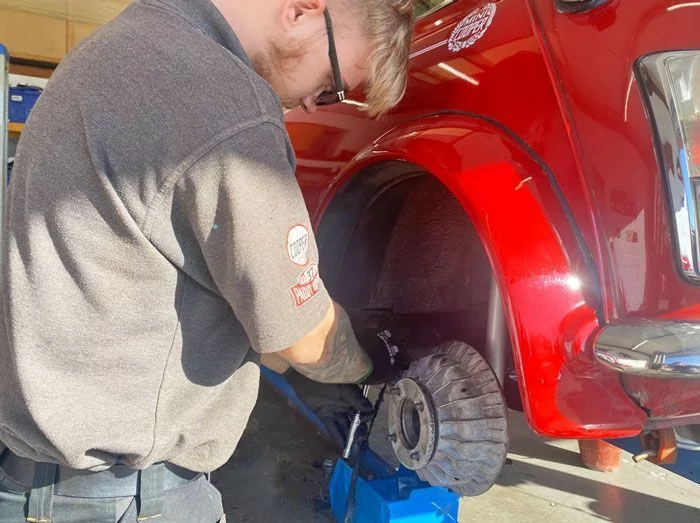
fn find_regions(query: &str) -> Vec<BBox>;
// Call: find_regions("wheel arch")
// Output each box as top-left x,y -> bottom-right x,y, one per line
314,113 -> 647,438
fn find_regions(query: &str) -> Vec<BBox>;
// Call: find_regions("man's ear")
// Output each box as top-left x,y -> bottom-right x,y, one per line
280,0 -> 327,30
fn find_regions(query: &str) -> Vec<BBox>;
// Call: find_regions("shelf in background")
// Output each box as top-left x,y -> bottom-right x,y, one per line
8,122 -> 24,138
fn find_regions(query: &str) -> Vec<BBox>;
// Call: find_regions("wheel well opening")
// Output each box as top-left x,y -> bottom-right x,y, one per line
320,166 -> 491,348
317,163 -> 520,408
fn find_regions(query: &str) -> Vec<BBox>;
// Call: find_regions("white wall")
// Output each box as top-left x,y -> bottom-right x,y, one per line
9,73 -> 48,89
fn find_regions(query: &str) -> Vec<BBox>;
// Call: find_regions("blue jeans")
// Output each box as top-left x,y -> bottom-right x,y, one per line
0,458 -> 225,522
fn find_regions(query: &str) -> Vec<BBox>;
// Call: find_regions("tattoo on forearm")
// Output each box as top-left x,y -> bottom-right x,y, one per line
292,306 -> 372,384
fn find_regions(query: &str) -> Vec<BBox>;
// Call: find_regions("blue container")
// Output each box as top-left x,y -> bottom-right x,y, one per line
9,85 -> 42,123
330,461 -> 460,523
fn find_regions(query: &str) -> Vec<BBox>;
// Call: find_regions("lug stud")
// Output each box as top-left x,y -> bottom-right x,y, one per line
415,402 -> 425,412
410,452 -> 420,461
387,434 -> 398,443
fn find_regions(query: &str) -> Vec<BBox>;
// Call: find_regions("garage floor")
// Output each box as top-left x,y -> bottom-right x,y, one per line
212,380 -> 700,522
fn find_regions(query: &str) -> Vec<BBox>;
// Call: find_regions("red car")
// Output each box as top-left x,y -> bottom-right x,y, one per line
285,0 -> 700,494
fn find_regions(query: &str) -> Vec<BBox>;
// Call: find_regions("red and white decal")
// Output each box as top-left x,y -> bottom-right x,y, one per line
448,3 -> 496,53
287,225 -> 310,266
290,264 -> 320,308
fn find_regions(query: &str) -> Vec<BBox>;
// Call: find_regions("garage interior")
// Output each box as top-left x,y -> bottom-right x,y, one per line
1,1 -> 700,522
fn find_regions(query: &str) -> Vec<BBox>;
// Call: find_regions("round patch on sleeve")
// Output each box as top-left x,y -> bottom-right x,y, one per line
287,225 -> 310,266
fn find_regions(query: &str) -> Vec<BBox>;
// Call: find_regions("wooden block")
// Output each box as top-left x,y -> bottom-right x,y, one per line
67,20 -> 100,50
9,62 -> 54,78
8,122 -> 24,138
0,9 -> 67,62
0,1 -> 130,25
67,0 -> 130,25
578,439 -> 622,472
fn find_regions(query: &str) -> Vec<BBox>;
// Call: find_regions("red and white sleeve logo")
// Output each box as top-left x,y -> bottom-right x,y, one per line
290,264 -> 321,308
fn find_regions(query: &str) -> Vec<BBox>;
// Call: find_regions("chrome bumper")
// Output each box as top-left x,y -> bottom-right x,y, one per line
594,321 -> 700,378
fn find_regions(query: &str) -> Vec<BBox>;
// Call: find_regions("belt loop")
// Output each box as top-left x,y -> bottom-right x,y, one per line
26,462 -> 58,523
137,464 -> 164,521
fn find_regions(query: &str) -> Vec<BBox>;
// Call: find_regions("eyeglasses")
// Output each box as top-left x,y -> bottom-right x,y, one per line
317,9 -> 346,107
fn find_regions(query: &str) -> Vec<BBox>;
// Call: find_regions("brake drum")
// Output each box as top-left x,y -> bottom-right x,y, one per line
386,341 -> 509,496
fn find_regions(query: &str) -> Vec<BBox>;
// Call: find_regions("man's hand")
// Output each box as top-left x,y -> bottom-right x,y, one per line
354,328 -> 408,384
285,370 -> 374,447
268,298 -> 409,386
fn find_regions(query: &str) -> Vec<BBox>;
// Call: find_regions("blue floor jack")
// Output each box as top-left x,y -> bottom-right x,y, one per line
261,368 -> 460,523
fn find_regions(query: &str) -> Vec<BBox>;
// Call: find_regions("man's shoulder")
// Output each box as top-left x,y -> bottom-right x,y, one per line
24,0 -> 289,217
59,0 -> 282,135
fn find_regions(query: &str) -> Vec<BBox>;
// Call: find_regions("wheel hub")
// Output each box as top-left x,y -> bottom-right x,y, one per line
387,377 -> 438,470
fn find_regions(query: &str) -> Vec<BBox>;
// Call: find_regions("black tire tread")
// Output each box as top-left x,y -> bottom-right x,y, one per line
404,340 -> 508,496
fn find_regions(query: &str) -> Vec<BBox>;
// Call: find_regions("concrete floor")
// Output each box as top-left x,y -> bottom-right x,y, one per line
460,414 -> 700,522
213,380 -> 700,522
212,380 -> 336,522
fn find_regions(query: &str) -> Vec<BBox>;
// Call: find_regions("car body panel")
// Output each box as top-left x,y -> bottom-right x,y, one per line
531,0 -> 700,419
531,0 -> 700,319
285,0 -> 700,435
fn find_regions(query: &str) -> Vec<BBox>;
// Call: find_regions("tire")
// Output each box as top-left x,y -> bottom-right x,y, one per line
387,341 -> 508,496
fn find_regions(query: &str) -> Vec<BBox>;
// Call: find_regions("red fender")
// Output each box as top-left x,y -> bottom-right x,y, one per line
318,114 -> 646,438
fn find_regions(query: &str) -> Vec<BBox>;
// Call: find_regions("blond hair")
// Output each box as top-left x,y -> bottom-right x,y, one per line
340,0 -> 415,117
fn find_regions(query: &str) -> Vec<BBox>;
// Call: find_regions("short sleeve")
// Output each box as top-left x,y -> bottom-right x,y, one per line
170,121 -> 331,353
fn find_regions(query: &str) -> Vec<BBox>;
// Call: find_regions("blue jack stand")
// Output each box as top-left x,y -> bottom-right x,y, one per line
261,367 -> 460,523
329,461 -> 459,523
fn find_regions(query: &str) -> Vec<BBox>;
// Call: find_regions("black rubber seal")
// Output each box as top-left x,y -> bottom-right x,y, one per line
556,0 -> 610,14
435,110 -> 606,325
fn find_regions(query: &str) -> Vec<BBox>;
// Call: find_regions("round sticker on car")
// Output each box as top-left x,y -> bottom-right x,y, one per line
448,3 -> 497,53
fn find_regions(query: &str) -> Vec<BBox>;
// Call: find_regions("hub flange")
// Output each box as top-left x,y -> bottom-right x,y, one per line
387,377 -> 438,470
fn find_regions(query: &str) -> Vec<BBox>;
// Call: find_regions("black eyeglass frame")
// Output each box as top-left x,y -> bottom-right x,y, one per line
318,9 -> 346,106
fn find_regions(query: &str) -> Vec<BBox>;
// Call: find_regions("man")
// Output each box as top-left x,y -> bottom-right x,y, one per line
0,0 -> 414,521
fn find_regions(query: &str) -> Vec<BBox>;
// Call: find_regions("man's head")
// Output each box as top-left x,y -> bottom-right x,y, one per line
214,0 -> 414,116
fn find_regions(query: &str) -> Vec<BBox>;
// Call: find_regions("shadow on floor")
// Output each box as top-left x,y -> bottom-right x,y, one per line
495,459 -> 699,522
477,412 -> 700,522
212,380 -> 337,522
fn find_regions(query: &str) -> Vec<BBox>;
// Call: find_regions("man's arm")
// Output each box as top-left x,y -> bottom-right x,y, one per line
261,301 -> 372,384
165,122 -> 372,383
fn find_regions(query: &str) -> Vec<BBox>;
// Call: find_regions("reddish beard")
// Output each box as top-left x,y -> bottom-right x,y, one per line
252,37 -> 308,109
